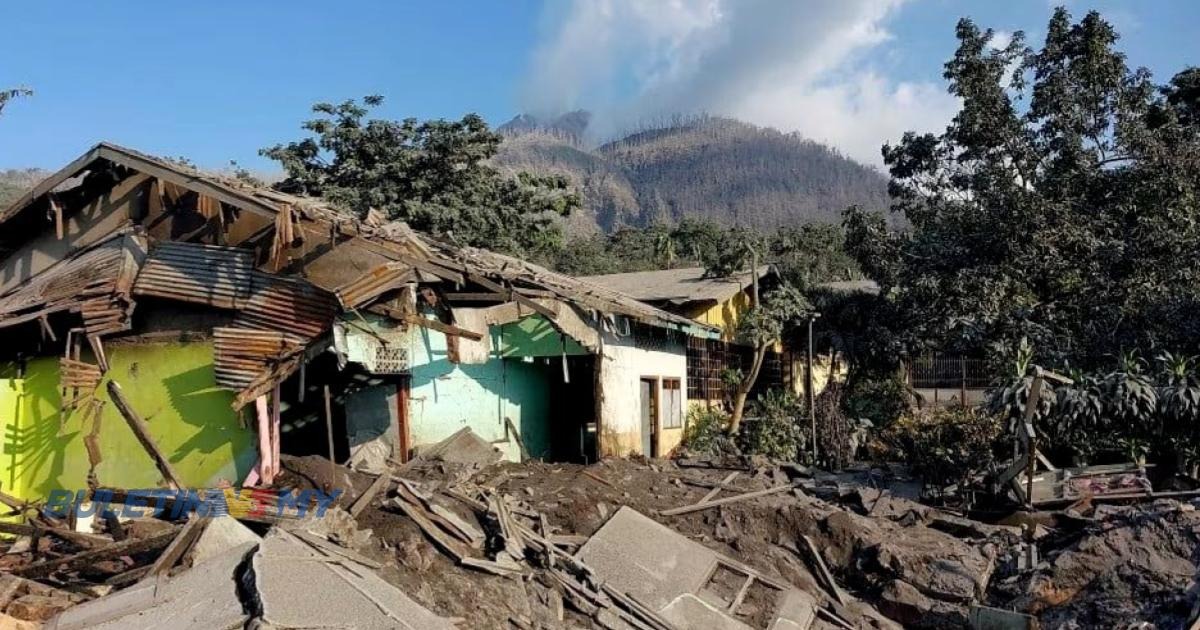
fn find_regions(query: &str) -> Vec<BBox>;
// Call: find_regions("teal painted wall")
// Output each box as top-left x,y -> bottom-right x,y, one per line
0,342 -> 256,503
408,315 -> 577,461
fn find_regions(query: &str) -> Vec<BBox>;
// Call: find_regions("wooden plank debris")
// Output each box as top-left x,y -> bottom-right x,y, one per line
143,515 -> 207,578
581,470 -> 616,488
14,528 -> 180,579
350,466 -> 392,518
388,497 -> 467,563
0,521 -> 110,549
799,534 -> 847,605
659,483 -> 795,516
699,472 -> 739,505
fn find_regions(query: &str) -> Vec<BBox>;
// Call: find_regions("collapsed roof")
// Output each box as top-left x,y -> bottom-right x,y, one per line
582,266 -> 773,307
0,142 -> 710,407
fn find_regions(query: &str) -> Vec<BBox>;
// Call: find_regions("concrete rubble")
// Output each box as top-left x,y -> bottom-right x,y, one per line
0,456 -> 1196,629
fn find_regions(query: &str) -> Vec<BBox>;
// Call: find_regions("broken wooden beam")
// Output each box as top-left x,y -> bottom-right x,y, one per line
0,521 -> 110,550
106,381 -> 183,490
399,312 -> 483,341
388,497 -> 467,562
580,470 -> 615,488
143,516 -> 207,579
466,273 -> 560,321
14,528 -> 179,579
699,472 -> 740,505
349,466 -> 392,518
799,534 -> 846,605
659,483 -> 795,516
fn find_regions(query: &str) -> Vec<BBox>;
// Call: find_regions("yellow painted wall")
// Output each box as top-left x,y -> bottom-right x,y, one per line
683,289 -> 754,343
0,342 -> 255,503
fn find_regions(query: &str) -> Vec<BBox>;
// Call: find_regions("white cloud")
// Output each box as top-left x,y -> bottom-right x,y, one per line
989,29 -> 1014,50
520,0 -> 958,168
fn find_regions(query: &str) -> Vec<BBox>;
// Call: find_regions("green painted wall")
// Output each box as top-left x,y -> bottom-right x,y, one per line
497,316 -> 588,358
0,342 -> 255,502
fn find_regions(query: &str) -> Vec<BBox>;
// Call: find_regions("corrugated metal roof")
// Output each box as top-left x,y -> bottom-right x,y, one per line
233,272 -> 339,341
334,263 -> 414,310
212,327 -> 301,390
3,142 -> 714,333
133,241 -> 255,309
0,235 -> 128,328
580,266 -> 772,304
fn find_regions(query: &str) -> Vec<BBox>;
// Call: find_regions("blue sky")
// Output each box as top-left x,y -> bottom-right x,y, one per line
1,1 -> 1196,171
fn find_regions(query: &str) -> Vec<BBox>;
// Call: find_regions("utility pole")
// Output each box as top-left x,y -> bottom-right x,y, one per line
807,312 -> 821,462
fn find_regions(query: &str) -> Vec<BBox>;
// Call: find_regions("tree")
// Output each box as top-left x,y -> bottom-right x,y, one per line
263,96 -> 579,257
0,87 -> 31,118
845,9 -> 1200,373
728,284 -> 812,434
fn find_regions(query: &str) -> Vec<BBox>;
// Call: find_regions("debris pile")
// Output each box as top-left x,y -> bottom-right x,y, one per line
1,455 -> 1198,629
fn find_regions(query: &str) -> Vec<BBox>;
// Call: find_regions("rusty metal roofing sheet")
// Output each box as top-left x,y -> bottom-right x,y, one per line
233,272 -> 339,340
334,263 -> 413,310
212,327 -> 301,390
0,236 -> 126,327
133,241 -> 255,309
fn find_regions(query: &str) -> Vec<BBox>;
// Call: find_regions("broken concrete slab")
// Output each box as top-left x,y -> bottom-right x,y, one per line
660,594 -> 753,630
417,427 -> 503,465
186,515 -> 261,566
576,507 -> 715,612
46,541 -> 256,630
577,507 -> 819,630
250,529 -> 455,629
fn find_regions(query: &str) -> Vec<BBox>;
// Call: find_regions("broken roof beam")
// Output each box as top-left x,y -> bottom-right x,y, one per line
95,144 -> 281,219
367,305 -> 484,341
466,273 -> 559,321
0,145 -> 104,221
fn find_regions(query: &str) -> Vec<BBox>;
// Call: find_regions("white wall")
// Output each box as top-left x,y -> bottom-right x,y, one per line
597,331 -> 688,457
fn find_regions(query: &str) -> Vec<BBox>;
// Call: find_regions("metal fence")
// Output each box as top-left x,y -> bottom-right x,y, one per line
908,354 -> 991,389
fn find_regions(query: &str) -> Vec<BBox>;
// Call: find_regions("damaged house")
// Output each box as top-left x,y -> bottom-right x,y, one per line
582,266 -> 796,406
0,142 -> 714,503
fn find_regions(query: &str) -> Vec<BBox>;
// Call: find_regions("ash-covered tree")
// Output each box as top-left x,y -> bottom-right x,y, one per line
0,87 -> 31,118
263,96 -> 579,256
728,284 -> 813,434
845,8 -> 1200,372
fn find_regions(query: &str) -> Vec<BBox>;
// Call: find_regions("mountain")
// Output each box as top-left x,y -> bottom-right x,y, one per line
0,168 -> 49,208
495,113 -> 890,234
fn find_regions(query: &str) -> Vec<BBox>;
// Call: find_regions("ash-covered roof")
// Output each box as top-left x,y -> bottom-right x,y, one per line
0,142 -> 705,332
581,266 -> 772,305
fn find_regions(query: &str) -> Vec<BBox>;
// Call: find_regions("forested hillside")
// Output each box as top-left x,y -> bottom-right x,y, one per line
496,113 -> 889,234
0,168 -> 47,208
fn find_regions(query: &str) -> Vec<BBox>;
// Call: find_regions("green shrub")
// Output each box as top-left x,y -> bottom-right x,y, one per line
682,405 -> 731,454
737,389 -> 805,460
844,372 -> 910,427
871,407 -> 1004,489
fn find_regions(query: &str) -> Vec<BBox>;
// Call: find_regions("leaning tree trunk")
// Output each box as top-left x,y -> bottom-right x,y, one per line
728,342 -> 769,434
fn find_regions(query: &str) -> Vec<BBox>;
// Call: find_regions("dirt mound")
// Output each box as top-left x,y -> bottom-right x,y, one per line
992,500 -> 1200,628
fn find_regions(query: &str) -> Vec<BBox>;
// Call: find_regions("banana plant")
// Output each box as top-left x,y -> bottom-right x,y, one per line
1102,350 -> 1158,440
1048,368 -> 1104,459
1156,352 -> 1200,436
986,337 -> 1056,427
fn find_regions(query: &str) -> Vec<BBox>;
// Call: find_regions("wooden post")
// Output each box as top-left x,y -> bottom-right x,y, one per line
324,385 -> 336,486
960,358 -> 968,407
807,316 -> 817,461
1022,372 -> 1044,509
106,381 -> 182,490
